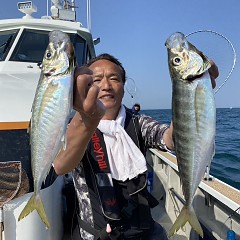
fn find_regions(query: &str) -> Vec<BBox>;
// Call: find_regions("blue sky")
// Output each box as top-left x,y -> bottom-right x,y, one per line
2,0 -> 240,109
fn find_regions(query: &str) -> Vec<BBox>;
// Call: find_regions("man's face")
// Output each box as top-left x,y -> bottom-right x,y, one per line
89,59 -> 124,114
134,106 -> 140,111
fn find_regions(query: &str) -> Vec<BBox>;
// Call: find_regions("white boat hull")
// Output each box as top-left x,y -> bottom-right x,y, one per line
3,177 -> 64,240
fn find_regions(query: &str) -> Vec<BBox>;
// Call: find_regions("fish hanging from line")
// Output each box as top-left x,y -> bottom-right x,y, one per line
18,30 -> 75,229
165,32 -> 216,238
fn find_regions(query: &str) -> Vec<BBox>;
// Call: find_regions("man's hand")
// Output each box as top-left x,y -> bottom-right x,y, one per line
209,60 -> 219,89
73,66 -> 106,123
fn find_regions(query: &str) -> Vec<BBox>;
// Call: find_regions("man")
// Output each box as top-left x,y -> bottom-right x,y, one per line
54,53 -> 218,239
132,103 -> 141,115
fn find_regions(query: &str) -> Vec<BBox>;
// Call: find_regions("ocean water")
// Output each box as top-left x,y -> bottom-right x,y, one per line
141,108 -> 240,190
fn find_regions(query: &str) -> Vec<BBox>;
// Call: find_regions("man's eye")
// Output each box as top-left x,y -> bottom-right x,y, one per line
93,79 -> 101,83
110,77 -> 119,81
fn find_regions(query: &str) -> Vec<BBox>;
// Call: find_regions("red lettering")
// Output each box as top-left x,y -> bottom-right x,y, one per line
92,132 -> 99,142
93,142 -> 100,150
94,147 -> 103,155
92,132 -> 108,170
98,160 -> 107,169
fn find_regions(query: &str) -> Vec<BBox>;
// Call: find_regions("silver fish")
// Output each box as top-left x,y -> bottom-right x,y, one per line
18,30 -> 75,228
165,32 -> 216,237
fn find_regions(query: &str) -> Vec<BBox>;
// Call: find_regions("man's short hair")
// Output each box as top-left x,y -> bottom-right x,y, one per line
86,53 -> 126,84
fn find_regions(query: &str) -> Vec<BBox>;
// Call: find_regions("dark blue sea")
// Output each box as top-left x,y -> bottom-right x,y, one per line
141,108 -> 240,190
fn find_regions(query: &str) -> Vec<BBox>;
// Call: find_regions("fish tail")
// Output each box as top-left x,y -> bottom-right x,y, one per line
18,193 -> 50,229
168,205 -> 203,238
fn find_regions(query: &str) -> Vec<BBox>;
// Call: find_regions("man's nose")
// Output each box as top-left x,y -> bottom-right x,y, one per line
100,78 -> 112,90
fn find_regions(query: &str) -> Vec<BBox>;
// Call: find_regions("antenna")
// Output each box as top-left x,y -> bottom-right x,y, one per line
71,0 -> 75,11
87,0 -> 91,31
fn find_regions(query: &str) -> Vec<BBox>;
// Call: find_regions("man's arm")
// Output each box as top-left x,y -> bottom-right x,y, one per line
54,66 -> 105,175
163,122 -> 174,150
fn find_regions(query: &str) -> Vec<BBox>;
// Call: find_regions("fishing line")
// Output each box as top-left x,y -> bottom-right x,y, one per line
223,206 -> 240,224
218,206 -> 240,240
125,77 -> 137,105
186,30 -> 237,94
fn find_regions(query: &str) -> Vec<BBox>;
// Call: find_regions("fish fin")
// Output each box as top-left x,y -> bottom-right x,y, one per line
18,193 -> 50,229
168,205 -> 203,238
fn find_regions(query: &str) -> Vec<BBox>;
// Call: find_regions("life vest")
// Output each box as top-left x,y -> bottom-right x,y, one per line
75,109 -> 158,239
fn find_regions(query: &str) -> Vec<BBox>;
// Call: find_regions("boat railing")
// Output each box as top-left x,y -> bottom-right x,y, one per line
148,148 -> 240,212
146,148 -> 240,239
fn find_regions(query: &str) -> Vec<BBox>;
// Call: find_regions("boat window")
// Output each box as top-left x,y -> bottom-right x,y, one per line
69,34 -> 86,66
0,30 -> 19,61
86,46 -> 93,63
9,30 -> 88,65
10,29 -> 49,63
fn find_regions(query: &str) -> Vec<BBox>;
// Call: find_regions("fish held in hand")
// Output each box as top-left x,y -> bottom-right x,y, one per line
18,30 -> 75,228
165,32 -> 216,237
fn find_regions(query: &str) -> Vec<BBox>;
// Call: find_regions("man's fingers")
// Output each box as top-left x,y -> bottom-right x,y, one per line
83,85 -> 106,119
73,72 -> 94,111
209,60 -> 219,89
83,84 -> 100,112
209,60 -> 219,79
73,74 -> 105,119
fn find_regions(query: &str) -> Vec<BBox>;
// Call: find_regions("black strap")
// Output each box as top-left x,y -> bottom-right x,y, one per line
144,189 -> 159,208
89,129 -> 111,173
77,215 -> 109,240
77,215 -> 124,240
88,130 -> 121,220
124,109 -> 146,155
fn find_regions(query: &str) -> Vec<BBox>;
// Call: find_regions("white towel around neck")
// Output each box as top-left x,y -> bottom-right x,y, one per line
97,105 -> 147,181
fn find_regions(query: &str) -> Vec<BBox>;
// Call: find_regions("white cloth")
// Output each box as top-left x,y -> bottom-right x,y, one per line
97,105 -> 147,181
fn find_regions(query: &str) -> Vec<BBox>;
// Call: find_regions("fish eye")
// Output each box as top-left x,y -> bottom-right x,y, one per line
172,57 -> 182,66
45,51 -> 52,59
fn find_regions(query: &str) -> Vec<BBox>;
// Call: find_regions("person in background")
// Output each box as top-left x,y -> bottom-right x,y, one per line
54,53 -> 218,240
132,103 -> 141,115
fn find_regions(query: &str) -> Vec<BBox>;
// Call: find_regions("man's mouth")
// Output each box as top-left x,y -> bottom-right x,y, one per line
99,94 -> 114,99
